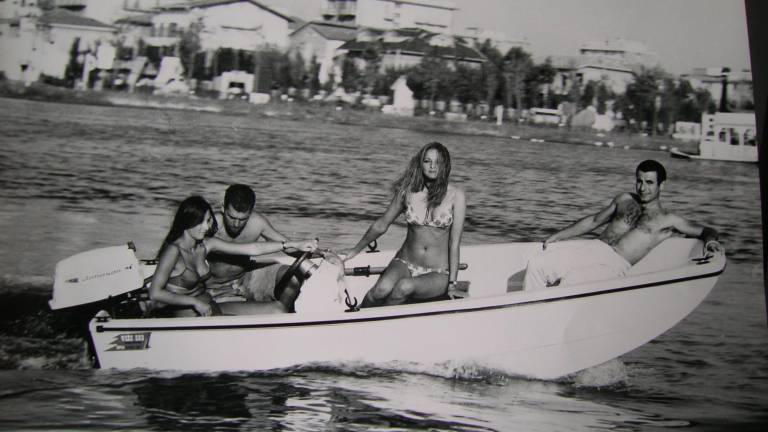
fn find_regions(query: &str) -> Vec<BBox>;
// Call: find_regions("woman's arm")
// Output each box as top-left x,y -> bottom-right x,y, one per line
206,237 -> 318,256
342,193 -> 405,261
148,245 -> 212,316
448,188 -> 467,285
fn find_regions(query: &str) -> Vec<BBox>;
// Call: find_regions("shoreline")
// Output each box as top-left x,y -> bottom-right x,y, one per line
0,80 -> 699,154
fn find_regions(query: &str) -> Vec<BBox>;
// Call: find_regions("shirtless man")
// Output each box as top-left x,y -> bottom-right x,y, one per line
207,184 -> 311,312
523,160 -> 723,290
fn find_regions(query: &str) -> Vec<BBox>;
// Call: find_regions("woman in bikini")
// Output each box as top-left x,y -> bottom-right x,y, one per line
149,195 -> 318,317
342,142 -> 466,307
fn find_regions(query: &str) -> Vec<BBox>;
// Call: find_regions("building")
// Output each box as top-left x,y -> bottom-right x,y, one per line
338,27 -> 484,74
0,6 -> 115,81
289,20 -> 356,84
546,38 -> 658,98
461,27 -> 529,54
682,67 -> 754,110
149,0 -> 298,52
54,0 -> 179,24
579,38 -> 658,68
321,0 -> 456,33
0,0 -> 43,19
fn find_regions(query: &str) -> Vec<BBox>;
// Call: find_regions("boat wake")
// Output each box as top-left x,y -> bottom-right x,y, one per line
284,358 -> 628,387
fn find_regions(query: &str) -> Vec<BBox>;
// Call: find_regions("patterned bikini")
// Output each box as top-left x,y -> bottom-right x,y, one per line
394,186 -> 455,277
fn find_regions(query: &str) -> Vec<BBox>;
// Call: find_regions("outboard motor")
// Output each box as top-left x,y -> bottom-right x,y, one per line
50,243 -> 149,313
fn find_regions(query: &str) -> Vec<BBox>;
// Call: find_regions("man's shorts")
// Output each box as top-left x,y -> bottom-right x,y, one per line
209,263 -> 283,303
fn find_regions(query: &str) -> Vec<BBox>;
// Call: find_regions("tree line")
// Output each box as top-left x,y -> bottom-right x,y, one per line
65,21 -> 732,134
338,40 -> 724,134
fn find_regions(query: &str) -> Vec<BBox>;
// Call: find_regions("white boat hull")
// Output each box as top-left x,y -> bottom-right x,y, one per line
87,239 -> 724,379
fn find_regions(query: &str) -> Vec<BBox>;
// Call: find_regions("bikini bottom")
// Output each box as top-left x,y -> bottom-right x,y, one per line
393,257 -> 448,277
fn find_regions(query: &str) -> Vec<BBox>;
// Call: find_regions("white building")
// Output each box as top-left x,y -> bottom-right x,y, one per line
0,0 -> 42,19
149,0 -> 297,52
579,38 -> 658,68
53,0 -> 178,24
321,0 -> 456,33
289,21 -> 356,84
682,67 -> 754,110
0,7 -> 115,81
461,27 -> 529,54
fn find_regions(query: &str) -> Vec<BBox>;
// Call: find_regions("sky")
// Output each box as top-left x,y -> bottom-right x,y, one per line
263,0 -> 752,75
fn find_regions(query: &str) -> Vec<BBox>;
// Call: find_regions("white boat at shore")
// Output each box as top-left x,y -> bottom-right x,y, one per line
50,238 -> 725,380
670,112 -> 757,163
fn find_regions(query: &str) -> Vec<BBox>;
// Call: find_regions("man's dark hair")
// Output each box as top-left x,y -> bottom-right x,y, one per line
636,160 -> 667,183
224,184 -> 255,212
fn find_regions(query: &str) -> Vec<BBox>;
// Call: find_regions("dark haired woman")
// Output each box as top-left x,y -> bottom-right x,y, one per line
342,142 -> 466,307
149,196 -> 318,317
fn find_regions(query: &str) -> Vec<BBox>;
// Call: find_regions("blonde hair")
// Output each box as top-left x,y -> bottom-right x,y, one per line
391,142 -> 451,210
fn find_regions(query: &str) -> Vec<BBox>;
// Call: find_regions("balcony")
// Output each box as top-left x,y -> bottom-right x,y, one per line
321,1 -> 357,18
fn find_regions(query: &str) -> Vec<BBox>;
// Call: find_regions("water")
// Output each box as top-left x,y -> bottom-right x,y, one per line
0,97 -> 766,430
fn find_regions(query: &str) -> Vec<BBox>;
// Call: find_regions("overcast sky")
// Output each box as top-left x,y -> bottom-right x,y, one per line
264,0 -> 752,74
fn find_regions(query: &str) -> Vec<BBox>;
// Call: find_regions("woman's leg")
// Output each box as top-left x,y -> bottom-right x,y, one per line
384,272 -> 449,305
360,259 -> 411,308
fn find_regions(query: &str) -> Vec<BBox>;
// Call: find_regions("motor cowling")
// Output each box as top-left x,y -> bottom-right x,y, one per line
50,243 -> 145,310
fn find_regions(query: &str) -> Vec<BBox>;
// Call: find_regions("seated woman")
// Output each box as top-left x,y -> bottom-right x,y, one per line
342,142 -> 466,307
148,195 -> 318,317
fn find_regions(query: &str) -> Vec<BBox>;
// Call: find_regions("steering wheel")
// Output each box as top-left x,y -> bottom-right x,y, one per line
274,250 -> 312,296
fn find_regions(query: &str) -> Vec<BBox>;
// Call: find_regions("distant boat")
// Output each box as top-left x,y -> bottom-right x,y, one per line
670,112 -> 757,163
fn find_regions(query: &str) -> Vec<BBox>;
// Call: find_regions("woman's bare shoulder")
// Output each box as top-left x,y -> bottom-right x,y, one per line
447,184 -> 465,197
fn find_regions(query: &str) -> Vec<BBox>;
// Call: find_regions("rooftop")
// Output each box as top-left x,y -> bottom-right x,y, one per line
292,21 -> 357,41
38,8 -> 113,29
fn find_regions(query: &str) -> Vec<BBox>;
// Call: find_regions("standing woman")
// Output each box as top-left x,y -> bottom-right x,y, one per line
343,142 -> 466,307
149,195 -> 318,317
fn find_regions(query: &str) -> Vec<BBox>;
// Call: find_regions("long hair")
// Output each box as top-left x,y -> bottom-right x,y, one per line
159,195 -> 218,257
391,142 -> 451,209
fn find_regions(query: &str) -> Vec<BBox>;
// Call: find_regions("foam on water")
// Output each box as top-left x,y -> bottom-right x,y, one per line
571,358 -> 628,388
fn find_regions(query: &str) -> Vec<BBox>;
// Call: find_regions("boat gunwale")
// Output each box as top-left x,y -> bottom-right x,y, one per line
94,263 -> 725,333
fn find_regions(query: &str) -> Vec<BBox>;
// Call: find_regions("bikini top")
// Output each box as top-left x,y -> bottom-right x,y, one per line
167,243 -> 211,296
404,186 -> 455,229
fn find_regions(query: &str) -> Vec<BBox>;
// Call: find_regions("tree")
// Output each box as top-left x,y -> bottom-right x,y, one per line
63,37 -> 82,88
410,47 -> 452,106
178,18 -> 203,80
361,42 -> 382,94
453,63 -> 484,104
617,67 -> 666,133
309,55 -> 321,94
595,81 -> 612,114
580,80 -> 597,109
291,51 -> 307,89
340,57 -> 361,92
665,78 -> 715,123
478,39 -> 503,110
502,47 -> 533,112
524,59 -> 556,108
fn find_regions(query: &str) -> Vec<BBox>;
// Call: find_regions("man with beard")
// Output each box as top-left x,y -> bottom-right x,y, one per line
522,160 -> 722,290
207,184 -> 311,312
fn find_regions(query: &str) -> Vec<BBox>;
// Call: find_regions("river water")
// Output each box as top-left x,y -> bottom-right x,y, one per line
0,97 -> 766,431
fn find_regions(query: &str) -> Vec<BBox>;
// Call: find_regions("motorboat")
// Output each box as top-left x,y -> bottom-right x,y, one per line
670,112 -> 757,163
49,238 -> 725,380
